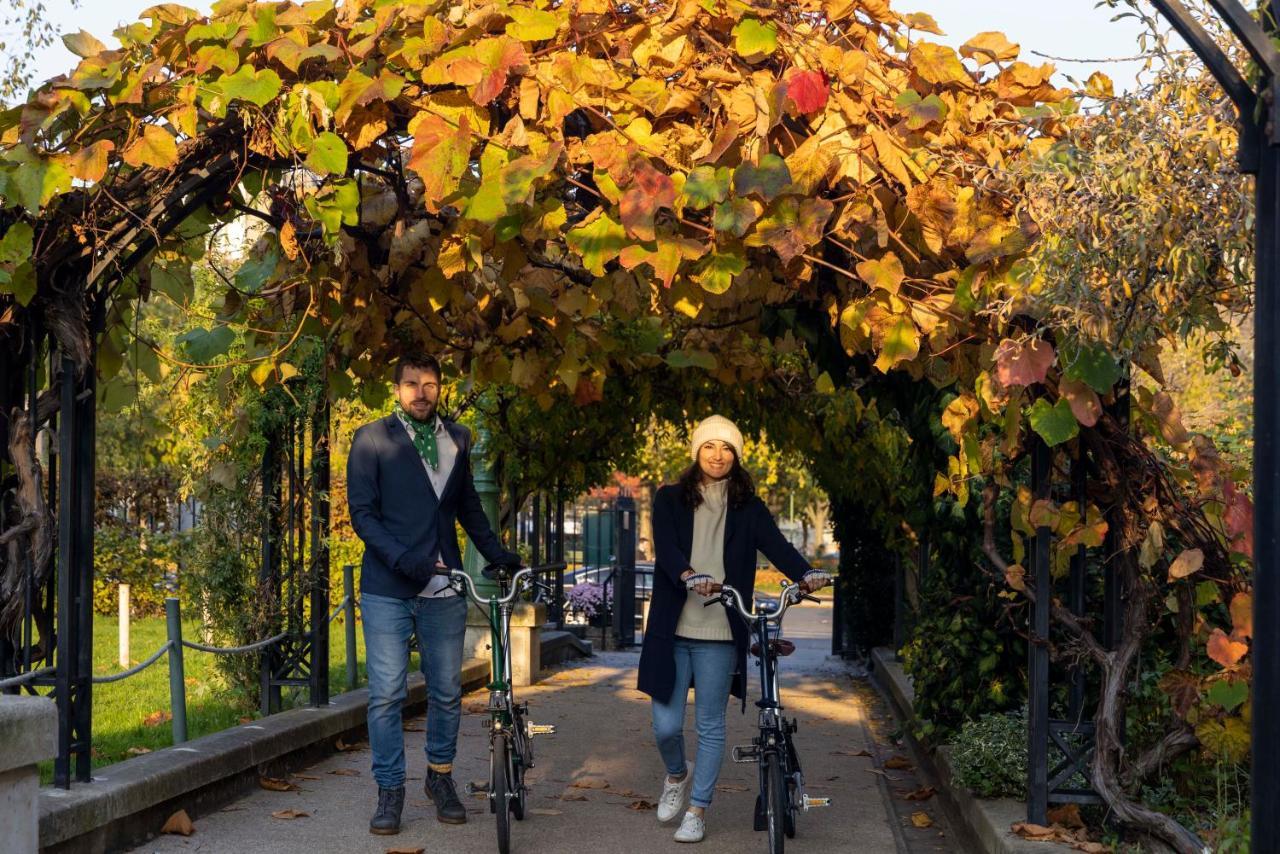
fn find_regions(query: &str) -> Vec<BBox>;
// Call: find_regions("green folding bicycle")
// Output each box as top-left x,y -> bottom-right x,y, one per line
440,562 -> 562,854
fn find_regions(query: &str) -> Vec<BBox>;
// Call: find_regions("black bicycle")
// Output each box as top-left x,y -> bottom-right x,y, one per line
705,582 -> 830,854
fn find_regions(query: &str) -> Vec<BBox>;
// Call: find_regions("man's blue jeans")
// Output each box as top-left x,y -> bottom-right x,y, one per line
361,592 -> 468,789
650,638 -> 737,808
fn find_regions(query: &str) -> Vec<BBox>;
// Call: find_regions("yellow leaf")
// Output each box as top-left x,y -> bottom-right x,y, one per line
122,124 -> 178,169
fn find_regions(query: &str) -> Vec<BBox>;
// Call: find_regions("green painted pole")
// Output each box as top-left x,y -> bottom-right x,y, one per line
463,417 -> 501,597
344,565 -> 358,691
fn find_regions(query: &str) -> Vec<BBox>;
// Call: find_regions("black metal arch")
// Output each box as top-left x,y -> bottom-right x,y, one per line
1147,1 -> 1277,849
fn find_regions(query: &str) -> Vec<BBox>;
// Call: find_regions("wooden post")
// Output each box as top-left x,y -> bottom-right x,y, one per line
117,584 -> 130,668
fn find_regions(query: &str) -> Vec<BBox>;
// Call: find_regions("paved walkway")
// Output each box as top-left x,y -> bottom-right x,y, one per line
129,603 -> 962,854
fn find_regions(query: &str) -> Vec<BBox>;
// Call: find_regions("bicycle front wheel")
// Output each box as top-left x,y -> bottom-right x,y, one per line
494,737 -> 511,854
765,752 -> 786,854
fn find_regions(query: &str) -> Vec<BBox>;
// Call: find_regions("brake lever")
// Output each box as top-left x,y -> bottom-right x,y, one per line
801,592 -> 821,604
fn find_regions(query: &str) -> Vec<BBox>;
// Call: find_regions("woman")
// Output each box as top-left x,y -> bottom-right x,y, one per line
637,415 -> 831,843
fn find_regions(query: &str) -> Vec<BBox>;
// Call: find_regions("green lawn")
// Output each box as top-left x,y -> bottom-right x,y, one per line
37,613 -> 376,784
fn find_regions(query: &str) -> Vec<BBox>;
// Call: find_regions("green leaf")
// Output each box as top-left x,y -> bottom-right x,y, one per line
666,349 -> 718,370
499,143 -> 562,206
895,90 -> 949,130
216,65 -> 283,107
463,178 -> 508,224
305,131 -> 348,176
744,196 -> 833,265
733,155 -> 792,201
683,165 -> 730,210
1028,398 -> 1079,446
176,326 -> 235,364
4,153 -> 71,212
1206,679 -> 1248,713
0,222 -> 33,267
234,242 -> 281,293
815,371 -> 835,394
1060,340 -> 1122,393
693,246 -> 746,294
713,198 -> 759,237
566,210 -> 627,276
732,18 -> 777,61
856,252 -> 905,294
302,178 -> 360,234
150,261 -> 192,302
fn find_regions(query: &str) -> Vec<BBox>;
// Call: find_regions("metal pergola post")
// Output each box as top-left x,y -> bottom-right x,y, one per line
1145,2 -> 1277,847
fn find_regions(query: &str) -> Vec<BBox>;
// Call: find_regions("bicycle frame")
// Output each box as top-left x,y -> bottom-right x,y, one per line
710,583 -> 829,851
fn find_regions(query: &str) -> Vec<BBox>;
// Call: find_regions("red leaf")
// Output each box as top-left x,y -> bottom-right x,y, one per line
1059,378 -> 1100,427
785,69 -> 828,114
994,338 -> 1054,387
1224,480 -> 1254,558
619,159 -> 676,242
1207,627 -> 1248,668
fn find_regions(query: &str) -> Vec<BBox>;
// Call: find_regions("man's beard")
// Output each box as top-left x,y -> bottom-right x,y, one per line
405,400 -> 436,422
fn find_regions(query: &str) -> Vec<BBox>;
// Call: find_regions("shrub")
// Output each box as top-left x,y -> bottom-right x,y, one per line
950,708 -> 1028,799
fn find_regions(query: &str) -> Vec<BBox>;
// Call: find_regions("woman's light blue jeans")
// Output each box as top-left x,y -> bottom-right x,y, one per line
650,638 -> 736,808
361,592 -> 468,789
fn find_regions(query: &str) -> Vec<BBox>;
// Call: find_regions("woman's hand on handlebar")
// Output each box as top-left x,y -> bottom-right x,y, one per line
799,569 -> 832,594
681,570 -> 721,598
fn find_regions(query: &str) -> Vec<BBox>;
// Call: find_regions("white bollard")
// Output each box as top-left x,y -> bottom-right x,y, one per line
118,583 -> 131,668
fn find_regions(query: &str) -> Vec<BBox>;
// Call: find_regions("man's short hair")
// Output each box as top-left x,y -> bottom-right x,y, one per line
394,353 -> 442,384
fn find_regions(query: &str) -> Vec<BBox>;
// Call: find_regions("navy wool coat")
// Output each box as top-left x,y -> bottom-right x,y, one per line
637,483 -> 814,705
346,414 -> 508,599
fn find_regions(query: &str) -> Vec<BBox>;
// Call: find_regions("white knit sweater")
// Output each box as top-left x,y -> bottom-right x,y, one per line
674,479 -> 734,641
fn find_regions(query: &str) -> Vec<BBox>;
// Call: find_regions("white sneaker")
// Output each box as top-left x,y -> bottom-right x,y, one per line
657,763 -> 694,823
674,810 -> 705,843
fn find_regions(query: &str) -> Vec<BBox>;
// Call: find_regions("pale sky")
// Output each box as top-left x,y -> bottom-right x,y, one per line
22,1 -> 1167,93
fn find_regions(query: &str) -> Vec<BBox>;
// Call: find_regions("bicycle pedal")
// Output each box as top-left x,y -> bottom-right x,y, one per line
526,722 -> 556,736
802,796 -> 831,809
731,745 -> 759,763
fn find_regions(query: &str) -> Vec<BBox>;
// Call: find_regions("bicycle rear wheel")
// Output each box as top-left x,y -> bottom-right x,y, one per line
494,737 -> 511,854
765,752 -> 786,854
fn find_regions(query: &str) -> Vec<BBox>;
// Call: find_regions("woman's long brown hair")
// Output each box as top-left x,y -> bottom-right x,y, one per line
677,449 -> 756,511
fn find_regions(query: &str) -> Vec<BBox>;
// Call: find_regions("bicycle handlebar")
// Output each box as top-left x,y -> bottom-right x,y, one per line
702,582 -> 813,621
444,565 -> 561,607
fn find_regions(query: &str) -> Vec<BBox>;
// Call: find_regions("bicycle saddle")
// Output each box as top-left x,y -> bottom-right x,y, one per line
750,638 -> 797,658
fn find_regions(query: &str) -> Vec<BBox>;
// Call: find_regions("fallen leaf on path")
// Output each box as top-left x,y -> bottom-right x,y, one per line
259,776 -> 297,792
901,786 -> 936,801
529,808 -> 562,816
605,788 -> 649,798
1047,804 -> 1085,829
402,723 -> 424,732
626,800 -> 657,811
385,847 -> 425,854
570,778 -> 610,789
238,716 -> 254,724
883,755 -> 913,770
1011,822 -> 1060,840
558,791 -> 589,801
160,810 -> 195,836
715,783 -> 749,792
465,703 -> 489,714
292,774 -> 321,781
334,737 -> 368,751
910,811 -> 934,828
126,746 -> 151,756
271,809 -> 309,820
832,748 -> 872,757
143,710 -> 172,727
329,768 -> 360,776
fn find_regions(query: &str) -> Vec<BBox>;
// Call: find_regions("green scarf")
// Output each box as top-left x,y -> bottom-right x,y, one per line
394,402 -> 439,470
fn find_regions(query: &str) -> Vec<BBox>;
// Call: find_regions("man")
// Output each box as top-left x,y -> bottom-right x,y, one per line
347,353 -> 519,835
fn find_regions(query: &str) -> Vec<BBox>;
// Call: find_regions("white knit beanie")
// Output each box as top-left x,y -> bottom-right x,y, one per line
690,415 -> 744,461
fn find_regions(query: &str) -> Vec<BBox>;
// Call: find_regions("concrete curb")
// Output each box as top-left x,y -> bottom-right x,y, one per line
869,647 -> 1074,854
40,626 -> 596,854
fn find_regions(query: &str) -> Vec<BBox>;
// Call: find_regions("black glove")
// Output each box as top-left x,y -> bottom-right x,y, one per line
493,549 -> 521,569
395,552 -> 439,585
